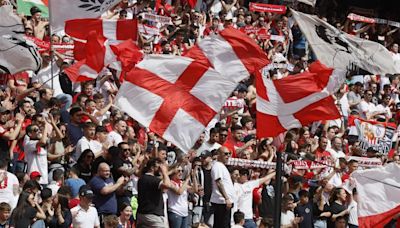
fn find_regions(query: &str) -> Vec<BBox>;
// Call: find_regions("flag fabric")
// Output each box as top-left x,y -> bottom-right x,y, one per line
116,27 -> 268,152
49,0 -> 120,32
347,116 -> 396,155
291,9 -> 398,75
352,163 -> 400,228
64,31 -> 141,82
17,0 -> 48,17
0,5 -> 41,74
65,18 -> 138,41
256,61 -> 345,137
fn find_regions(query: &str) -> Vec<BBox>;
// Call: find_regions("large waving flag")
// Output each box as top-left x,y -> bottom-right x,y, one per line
0,5 -> 41,74
353,163 -> 400,228
116,28 -> 269,152
50,0 -> 120,32
17,0 -> 48,17
291,9 -> 398,75
64,31 -> 141,82
256,61 -> 345,137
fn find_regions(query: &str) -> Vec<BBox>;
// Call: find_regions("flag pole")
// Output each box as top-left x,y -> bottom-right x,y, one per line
273,151 -> 283,228
48,0 -> 54,89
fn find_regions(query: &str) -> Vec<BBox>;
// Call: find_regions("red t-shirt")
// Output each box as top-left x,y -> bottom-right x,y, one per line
314,147 -> 330,159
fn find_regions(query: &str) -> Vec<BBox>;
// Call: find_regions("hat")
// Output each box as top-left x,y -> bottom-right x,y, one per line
200,150 -> 212,158
30,6 -> 41,16
79,185 -> 94,198
30,171 -> 41,180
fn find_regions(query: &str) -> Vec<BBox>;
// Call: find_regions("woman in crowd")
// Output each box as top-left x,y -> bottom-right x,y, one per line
11,191 -> 46,228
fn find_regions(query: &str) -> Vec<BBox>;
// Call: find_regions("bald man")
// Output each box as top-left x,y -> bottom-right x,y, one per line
89,162 -> 128,225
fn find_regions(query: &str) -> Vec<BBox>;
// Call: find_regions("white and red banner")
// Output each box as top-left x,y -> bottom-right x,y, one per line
348,116 -> 396,155
141,13 -> 172,25
49,0 -> 120,32
291,9 -> 398,75
347,13 -> 400,28
256,61 -> 345,137
249,3 -> 286,14
353,163 -> 400,228
138,24 -> 160,36
65,19 -> 138,41
116,28 -> 268,152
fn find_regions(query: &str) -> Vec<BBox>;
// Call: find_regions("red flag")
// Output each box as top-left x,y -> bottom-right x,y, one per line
65,18 -> 138,41
65,32 -> 142,82
256,61 -> 345,137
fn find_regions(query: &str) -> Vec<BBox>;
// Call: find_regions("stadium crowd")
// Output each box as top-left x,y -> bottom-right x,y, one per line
0,0 -> 400,227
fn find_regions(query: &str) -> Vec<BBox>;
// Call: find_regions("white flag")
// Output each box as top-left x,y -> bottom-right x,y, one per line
352,163 -> 400,227
291,9 -> 398,75
0,6 -> 41,74
49,0 -> 120,32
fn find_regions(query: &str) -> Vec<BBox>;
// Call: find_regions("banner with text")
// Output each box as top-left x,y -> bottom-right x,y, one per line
249,3 -> 286,14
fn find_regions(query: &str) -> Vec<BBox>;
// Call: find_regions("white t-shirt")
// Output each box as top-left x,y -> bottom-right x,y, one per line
0,171 -> 19,210
71,205 -> 100,228
210,161 -> 236,204
167,180 -> 189,217
376,104 -> 392,119
107,131 -> 123,147
33,62 -> 63,96
24,136 -> 48,185
359,100 -> 376,119
75,136 -> 103,161
348,200 -> 358,225
281,210 -> 295,226
235,180 -> 260,219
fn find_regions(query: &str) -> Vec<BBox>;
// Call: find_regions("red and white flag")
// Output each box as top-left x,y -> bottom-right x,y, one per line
116,28 -> 268,152
353,163 -> 400,228
65,18 -> 138,41
50,0 -> 120,32
256,61 -> 345,137
64,31 -> 141,82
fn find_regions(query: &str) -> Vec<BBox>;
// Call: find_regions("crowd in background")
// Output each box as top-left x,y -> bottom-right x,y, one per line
0,0 -> 400,227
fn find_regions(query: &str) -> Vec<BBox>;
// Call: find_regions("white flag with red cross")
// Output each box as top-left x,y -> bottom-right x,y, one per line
116,27 -> 269,152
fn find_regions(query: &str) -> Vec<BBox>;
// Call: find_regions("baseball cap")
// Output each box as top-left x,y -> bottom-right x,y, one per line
30,171 -> 41,180
200,150 -> 212,158
79,185 -> 94,198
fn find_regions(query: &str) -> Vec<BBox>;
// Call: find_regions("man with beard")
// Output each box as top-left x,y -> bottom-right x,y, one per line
107,119 -> 127,147
75,122 -> 102,162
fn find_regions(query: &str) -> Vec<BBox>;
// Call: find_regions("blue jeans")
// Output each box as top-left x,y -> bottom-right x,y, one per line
168,211 -> 188,228
244,219 -> 257,228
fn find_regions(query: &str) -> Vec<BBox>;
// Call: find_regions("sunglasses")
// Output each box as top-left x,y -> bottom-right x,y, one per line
32,128 -> 40,132
123,148 -> 131,152
177,169 -> 183,173
224,152 -> 231,156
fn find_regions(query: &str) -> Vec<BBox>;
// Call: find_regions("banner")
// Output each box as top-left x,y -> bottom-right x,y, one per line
347,13 -> 400,28
138,24 -> 160,36
348,116 -> 396,155
25,35 -> 74,54
141,13 -> 172,25
249,3 -> 286,14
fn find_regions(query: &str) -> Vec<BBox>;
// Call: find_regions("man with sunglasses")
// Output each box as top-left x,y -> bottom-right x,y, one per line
210,146 -> 235,228
24,123 -> 49,185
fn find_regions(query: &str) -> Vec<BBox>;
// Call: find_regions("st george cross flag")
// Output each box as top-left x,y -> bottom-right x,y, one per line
291,9 -> 398,75
50,0 -> 120,32
64,31 -> 141,82
352,163 -> 400,228
256,61 -> 345,137
17,0 -> 48,17
116,28 -> 268,152
0,5 -> 41,74
65,18 -> 138,41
